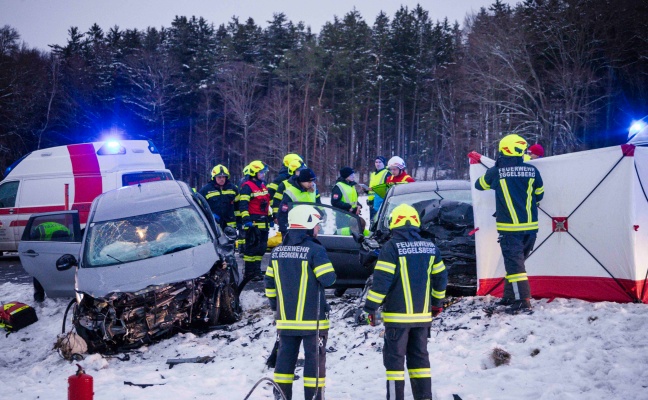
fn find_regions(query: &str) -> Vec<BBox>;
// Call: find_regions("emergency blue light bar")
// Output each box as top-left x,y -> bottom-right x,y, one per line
97,140 -> 126,155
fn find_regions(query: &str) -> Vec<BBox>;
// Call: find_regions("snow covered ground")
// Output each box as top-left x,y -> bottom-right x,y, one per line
2,279 -> 648,400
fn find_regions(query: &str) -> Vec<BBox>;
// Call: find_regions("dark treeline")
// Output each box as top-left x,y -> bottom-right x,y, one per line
1,0 -> 647,189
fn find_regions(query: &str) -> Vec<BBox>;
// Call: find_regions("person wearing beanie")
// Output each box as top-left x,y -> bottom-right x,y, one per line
276,168 -> 322,235
367,156 -> 390,220
332,167 -> 362,215
527,144 -> 545,159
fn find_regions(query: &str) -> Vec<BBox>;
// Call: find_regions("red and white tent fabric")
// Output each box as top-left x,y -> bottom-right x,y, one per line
469,144 -> 648,303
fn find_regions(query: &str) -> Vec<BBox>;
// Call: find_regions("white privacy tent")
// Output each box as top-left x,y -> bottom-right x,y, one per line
469,144 -> 648,303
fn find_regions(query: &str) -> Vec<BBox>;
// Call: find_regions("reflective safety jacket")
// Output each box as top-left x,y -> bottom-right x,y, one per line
239,178 -> 272,229
368,168 -> 389,206
277,175 -> 321,232
475,156 -> 544,234
331,178 -> 359,212
271,171 -> 293,215
363,228 -> 447,328
268,165 -> 291,200
265,230 -> 336,335
386,171 -> 415,185
198,180 -> 239,228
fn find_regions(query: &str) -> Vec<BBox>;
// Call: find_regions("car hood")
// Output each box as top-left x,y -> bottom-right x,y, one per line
76,242 -> 218,298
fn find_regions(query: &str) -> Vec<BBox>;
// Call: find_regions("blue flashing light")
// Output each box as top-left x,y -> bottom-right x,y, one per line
97,140 -> 126,155
629,121 -> 646,136
106,140 -> 121,149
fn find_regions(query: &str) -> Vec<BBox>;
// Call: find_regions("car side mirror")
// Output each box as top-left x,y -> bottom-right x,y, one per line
351,231 -> 364,244
56,254 -> 78,271
223,226 -> 238,241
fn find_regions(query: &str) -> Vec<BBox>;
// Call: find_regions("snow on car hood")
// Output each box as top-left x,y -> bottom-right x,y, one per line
76,241 -> 218,298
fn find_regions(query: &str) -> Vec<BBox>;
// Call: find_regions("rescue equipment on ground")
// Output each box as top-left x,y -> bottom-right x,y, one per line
68,364 -> 93,400
0,301 -> 38,333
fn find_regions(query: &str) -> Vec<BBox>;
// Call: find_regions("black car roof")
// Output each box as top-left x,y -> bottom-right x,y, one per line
389,180 -> 470,196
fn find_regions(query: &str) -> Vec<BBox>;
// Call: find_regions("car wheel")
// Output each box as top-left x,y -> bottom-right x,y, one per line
207,288 -> 221,326
218,284 -> 241,324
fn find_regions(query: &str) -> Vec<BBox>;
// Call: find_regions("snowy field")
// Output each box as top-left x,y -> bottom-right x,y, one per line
2,280 -> 648,400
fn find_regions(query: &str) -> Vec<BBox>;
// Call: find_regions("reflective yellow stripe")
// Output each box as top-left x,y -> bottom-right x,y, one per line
424,257 -> 433,312
265,266 -> 274,277
400,257 -> 414,314
367,290 -> 386,303
239,195 -> 251,201
303,377 -> 326,388
375,261 -> 396,274
479,175 -> 491,190
267,183 -> 278,190
265,288 -> 277,298
274,372 -> 294,383
251,190 -> 269,197
408,368 -> 431,378
296,261 -> 309,321
276,320 -> 330,330
382,312 -> 433,324
205,192 -> 221,199
241,211 -> 250,218
226,221 -> 237,227
506,272 -> 528,283
431,289 -> 445,299
386,370 -> 405,381
431,261 -> 445,274
313,263 -> 334,277
526,178 -> 534,223
274,260 -> 287,320
500,179 -> 519,224
243,255 -> 256,262
273,192 -> 283,200
535,186 -> 544,195
496,222 -> 538,231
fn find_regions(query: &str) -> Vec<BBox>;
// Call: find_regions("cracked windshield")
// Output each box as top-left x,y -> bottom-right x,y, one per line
85,206 -> 211,267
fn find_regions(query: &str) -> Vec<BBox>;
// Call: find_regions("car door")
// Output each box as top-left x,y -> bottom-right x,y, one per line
0,180 -> 20,251
304,203 -> 370,288
18,211 -> 82,298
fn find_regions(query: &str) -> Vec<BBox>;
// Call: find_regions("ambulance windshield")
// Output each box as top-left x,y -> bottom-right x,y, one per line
84,206 -> 211,267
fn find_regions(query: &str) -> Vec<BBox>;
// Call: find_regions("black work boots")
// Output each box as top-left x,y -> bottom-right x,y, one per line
504,299 -> 532,315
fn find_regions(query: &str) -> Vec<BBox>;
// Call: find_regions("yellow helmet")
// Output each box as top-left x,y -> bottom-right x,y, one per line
211,164 -> 230,179
247,160 -> 268,176
499,134 -> 528,157
288,159 -> 307,175
242,165 -> 250,176
389,204 -> 421,229
283,153 -> 303,167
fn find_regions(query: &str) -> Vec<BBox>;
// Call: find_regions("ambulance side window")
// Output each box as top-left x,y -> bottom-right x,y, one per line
0,181 -> 19,208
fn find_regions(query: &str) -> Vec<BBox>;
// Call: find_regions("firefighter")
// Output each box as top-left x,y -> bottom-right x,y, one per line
367,156 -> 390,220
265,204 -> 336,400
276,168 -> 321,235
386,156 -> 415,185
198,164 -> 238,231
268,153 -> 303,199
271,158 -> 307,218
331,167 -> 362,215
31,221 -> 72,302
360,204 -> 447,400
239,160 -> 273,281
475,133 -> 545,313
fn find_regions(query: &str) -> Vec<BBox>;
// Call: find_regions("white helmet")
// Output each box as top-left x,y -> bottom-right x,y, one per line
387,156 -> 406,170
288,205 -> 323,230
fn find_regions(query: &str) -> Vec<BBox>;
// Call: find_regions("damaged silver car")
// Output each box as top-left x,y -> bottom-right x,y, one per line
22,180 -> 240,353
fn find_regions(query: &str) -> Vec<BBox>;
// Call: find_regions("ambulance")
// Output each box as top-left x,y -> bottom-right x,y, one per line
0,140 -> 173,252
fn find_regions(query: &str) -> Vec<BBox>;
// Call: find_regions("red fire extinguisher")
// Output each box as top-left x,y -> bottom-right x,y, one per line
68,364 -> 93,400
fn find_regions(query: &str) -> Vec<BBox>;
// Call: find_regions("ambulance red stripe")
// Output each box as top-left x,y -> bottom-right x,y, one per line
67,144 -> 103,223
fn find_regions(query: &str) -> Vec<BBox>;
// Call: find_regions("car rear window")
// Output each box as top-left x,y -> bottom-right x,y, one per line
122,171 -> 173,186
84,206 -> 210,267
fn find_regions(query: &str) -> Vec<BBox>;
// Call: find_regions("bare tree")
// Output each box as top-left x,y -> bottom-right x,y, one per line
217,62 -> 262,162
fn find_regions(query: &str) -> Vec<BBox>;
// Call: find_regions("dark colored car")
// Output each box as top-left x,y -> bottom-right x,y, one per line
308,180 -> 476,295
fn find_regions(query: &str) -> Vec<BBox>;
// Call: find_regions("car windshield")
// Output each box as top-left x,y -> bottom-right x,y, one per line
84,206 -> 211,267
379,189 -> 472,230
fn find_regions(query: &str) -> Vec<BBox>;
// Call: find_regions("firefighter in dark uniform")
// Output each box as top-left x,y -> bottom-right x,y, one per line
239,160 -> 273,281
265,204 -> 336,400
276,168 -> 321,236
475,133 -> 545,313
271,158 -> 307,219
361,204 -> 447,400
198,164 -> 239,231
268,153 -> 303,200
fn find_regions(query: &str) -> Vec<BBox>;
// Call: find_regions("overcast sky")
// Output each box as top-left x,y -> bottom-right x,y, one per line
1,0 -> 514,51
